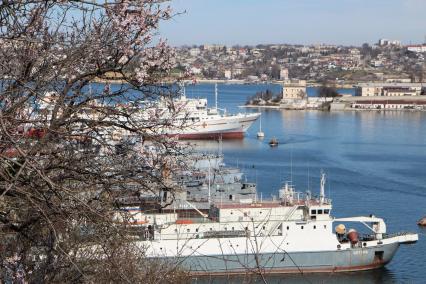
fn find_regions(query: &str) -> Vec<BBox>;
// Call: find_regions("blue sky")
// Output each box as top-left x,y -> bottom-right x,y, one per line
160,0 -> 426,46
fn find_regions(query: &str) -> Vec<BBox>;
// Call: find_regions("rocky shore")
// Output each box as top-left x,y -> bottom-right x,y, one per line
417,217 -> 426,226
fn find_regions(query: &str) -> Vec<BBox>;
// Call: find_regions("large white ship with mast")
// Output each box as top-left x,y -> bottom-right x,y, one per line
144,84 -> 260,139
123,173 -> 418,275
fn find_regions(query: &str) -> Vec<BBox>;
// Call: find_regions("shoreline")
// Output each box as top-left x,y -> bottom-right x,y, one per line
240,104 -> 281,109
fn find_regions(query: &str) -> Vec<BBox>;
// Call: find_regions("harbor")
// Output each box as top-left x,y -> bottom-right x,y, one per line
2,1 -> 426,282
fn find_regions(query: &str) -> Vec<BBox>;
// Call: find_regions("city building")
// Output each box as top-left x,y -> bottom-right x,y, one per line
378,39 -> 402,47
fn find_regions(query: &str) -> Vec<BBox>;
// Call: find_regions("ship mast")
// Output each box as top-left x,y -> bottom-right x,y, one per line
208,162 -> 211,206
214,83 -> 218,110
320,171 -> 326,205
182,82 -> 186,98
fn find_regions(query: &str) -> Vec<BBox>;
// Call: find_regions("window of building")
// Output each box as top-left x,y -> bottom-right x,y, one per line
311,209 -> 316,215
324,209 -> 330,214
318,209 -> 323,214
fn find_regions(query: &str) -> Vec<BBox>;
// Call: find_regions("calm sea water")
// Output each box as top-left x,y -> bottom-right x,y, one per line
186,83 -> 426,284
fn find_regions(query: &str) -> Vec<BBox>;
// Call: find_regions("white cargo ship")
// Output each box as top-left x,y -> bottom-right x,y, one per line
125,173 -> 418,275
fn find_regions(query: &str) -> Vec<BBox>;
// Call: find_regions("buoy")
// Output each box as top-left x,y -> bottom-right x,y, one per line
417,216 -> 426,226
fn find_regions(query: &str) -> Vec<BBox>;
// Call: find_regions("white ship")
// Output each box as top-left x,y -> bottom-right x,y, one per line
144,84 -> 260,139
124,173 -> 418,275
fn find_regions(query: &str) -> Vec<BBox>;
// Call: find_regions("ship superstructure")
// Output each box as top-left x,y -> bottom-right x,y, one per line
121,173 -> 418,275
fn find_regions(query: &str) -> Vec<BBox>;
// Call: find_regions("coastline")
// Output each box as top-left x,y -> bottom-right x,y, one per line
240,104 -> 281,109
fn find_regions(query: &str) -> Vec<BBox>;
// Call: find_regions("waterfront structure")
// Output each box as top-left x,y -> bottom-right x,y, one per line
279,80 -> 308,109
282,79 -> 307,99
126,173 -> 418,275
355,83 -> 425,97
331,96 -> 426,111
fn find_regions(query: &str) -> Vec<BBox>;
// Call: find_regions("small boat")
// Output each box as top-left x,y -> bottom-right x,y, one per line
257,115 -> 264,138
269,137 -> 278,146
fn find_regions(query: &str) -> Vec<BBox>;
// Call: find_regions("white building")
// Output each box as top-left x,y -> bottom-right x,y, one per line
189,48 -> 201,56
378,39 -> 401,47
407,45 -> 426,53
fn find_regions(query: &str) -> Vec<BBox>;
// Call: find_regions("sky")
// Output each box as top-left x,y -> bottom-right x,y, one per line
160,0 -> 426,46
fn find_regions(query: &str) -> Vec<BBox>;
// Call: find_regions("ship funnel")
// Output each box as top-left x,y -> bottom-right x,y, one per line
320,171 -> 326,205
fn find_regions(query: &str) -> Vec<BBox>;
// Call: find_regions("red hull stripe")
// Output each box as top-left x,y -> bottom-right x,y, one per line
189,261 -> 387,276
169,131 -> 245,140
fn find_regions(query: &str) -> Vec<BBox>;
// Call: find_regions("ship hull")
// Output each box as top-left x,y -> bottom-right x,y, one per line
157,242 -> 399,276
